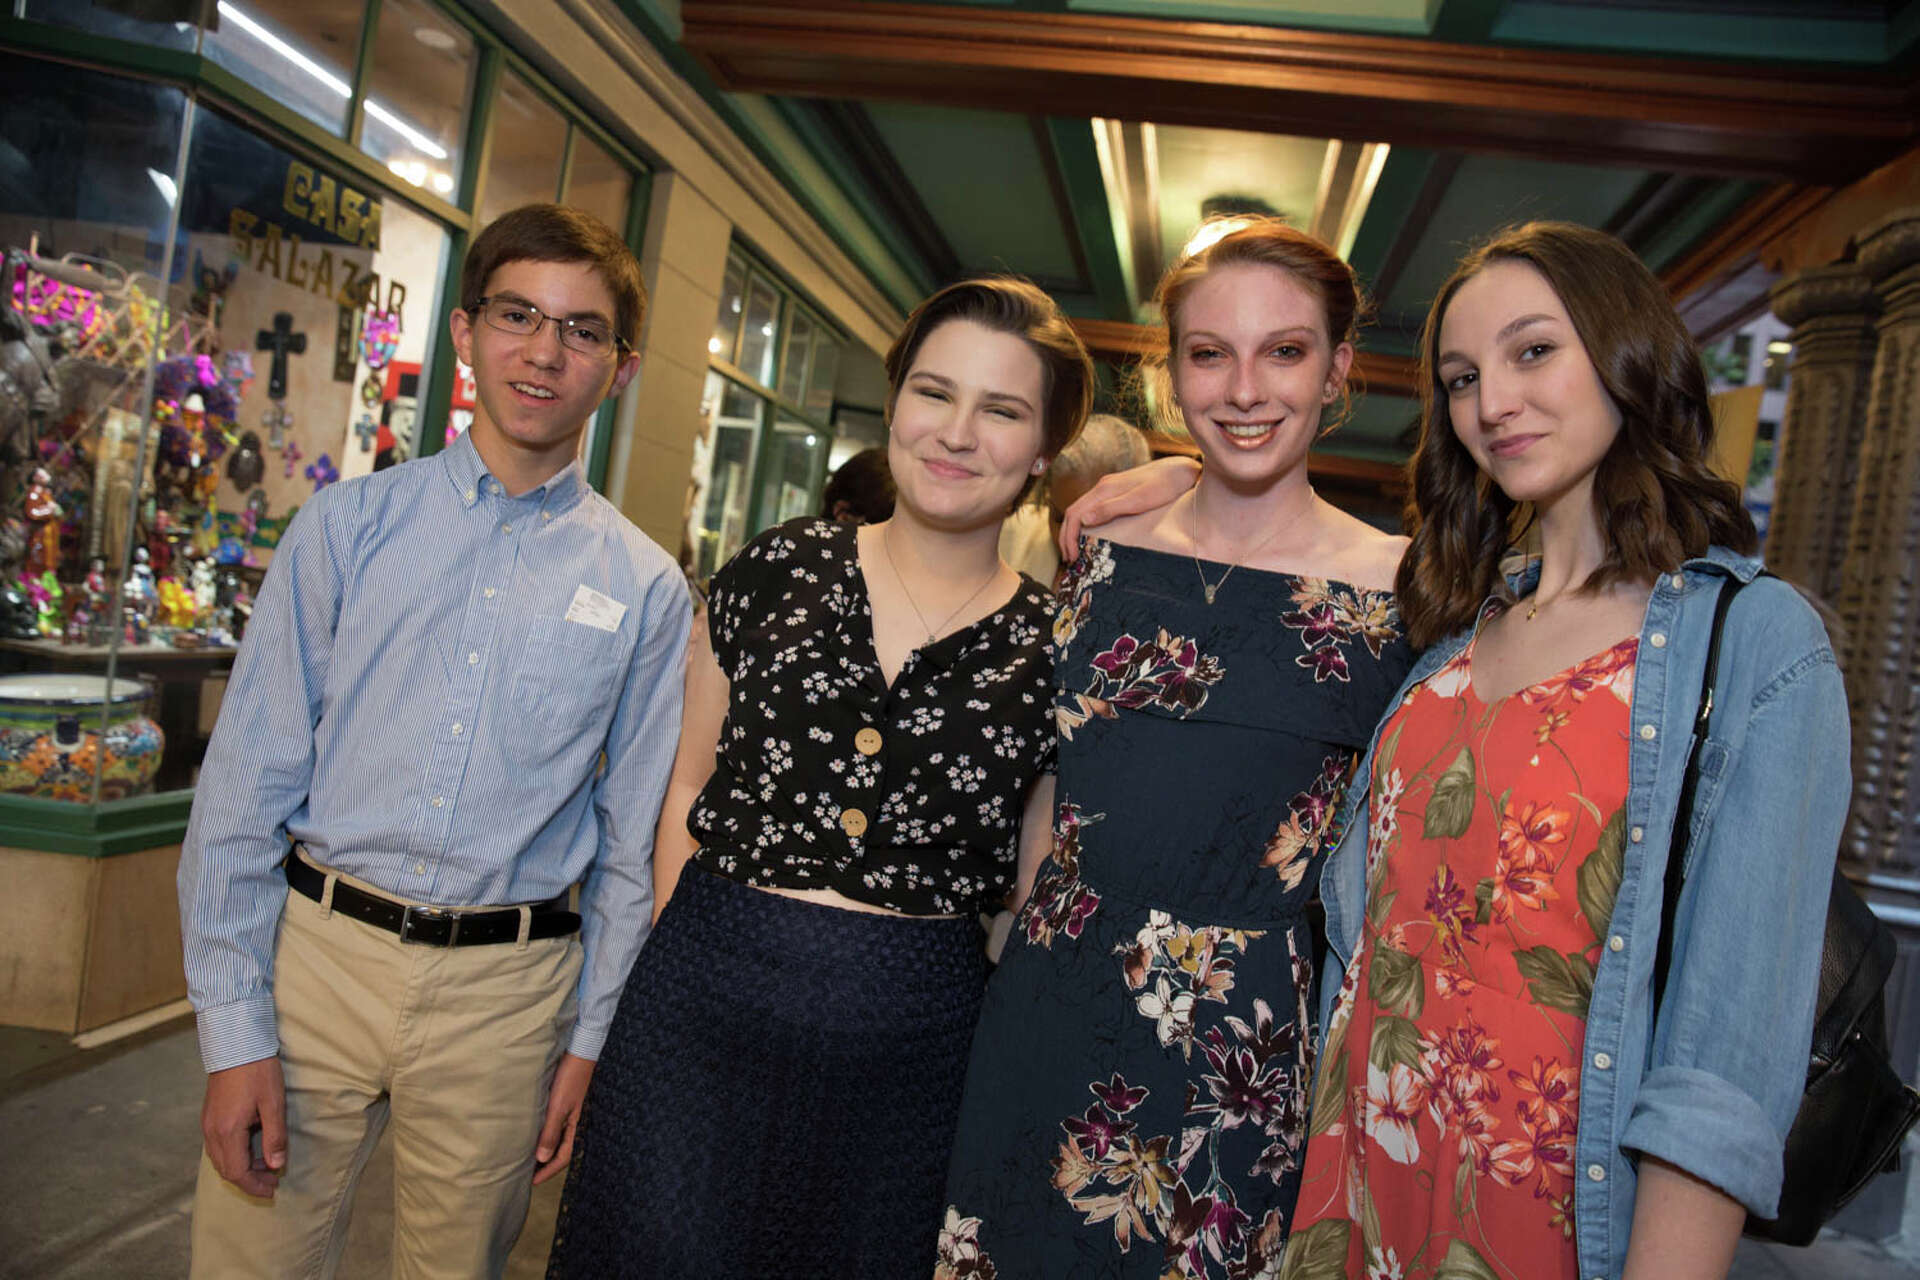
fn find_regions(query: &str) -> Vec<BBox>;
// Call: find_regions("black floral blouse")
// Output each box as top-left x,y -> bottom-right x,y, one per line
689,517 -> 1057,916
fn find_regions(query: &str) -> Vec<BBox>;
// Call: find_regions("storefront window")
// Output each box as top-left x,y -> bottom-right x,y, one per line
201,0 -> 366,138
709,254 -> 745,364
735,272 -> 780,386
777,309 -> 814,406
564,133 -> 633,237
0,60 -> 196,800
754,416 -> 829,529
806,331 -> 841,416
687,246 -> 852,578
359,0 -> 476,201
690,372 -> 764,580
475,70 -> 568,229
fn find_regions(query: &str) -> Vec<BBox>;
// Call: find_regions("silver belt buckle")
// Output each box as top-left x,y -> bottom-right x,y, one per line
399,904 -> 460,946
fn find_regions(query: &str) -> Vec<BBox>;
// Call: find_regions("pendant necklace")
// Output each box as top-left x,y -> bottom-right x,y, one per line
1191,484 -> 1312,605
883,523 -> 1002,643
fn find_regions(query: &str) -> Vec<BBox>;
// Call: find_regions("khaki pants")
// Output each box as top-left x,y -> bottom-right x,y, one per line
190,860 -> 583,1280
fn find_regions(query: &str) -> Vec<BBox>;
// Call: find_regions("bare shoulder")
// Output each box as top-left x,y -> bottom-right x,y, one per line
1318,504 -> 1407,593
1087,501 -> 1186,555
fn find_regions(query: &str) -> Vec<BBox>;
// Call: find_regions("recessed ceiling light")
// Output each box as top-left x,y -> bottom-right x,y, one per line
415,26 -> 458,50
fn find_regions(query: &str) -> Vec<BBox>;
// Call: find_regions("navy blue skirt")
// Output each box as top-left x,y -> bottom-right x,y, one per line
546,864 -> 989,1279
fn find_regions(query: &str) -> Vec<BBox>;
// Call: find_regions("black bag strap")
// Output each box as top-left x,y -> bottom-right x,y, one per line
1651,571 -> 1758,1013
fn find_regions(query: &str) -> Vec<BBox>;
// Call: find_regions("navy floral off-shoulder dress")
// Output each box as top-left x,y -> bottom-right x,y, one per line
939,536 -> 1413,1280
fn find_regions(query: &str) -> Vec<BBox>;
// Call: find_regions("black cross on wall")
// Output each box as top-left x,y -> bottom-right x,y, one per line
256,311 -> 308,401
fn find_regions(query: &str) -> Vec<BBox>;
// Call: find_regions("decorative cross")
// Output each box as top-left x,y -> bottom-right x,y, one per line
305,453 -> 339,492
282,438 -> 303,480
254,311 -> 307,400
262,402 -> 294,451
353,413 -> 377,452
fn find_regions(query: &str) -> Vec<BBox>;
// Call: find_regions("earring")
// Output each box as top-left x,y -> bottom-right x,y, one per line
1030,458 -> 1047,476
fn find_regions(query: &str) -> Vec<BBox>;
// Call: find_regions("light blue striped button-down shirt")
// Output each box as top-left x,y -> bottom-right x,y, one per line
178,431 -> 690,1073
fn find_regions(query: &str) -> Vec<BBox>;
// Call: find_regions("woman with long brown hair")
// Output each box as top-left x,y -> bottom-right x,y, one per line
1283,222 -> 1848,1280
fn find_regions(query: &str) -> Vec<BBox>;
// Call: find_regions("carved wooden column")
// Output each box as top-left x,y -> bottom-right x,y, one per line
1765,265 -> 1879,606
1840,210 -> 1920,876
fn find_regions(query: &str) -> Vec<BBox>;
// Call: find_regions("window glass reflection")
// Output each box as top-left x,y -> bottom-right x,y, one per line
202,0 -> 365,137
691,372 -> 764,579
778,310 -> 813,405
736,273 -> 780,387
476,72 -> 567,229
709,256 -> 745,365
360,0 -> 475,200
564,133 -> 633,237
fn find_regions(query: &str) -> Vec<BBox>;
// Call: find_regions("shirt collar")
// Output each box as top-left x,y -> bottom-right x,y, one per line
440,429 -> 589,515
1496,542 -> 1763,600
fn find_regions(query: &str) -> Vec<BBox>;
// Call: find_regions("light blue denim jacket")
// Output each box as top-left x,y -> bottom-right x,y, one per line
1316,547 -> 1849,1280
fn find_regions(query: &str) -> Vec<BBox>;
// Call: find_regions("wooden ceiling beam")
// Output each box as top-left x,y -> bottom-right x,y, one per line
680,0 -> 1916,186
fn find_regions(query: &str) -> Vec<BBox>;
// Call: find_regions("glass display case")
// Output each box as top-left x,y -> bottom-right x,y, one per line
0,55 -> 454,807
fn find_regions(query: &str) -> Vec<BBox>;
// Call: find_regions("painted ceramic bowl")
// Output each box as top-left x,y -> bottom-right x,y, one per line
0,674 -> 164,801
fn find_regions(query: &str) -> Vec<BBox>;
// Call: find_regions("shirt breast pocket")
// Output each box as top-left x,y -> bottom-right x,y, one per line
511,614 -> 627,723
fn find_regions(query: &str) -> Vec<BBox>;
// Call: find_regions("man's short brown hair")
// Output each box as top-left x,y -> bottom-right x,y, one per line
460,204 -> 647,348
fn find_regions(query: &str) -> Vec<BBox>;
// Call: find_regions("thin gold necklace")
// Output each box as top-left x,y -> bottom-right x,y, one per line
1191,484 -> 1313,605
882,523 -> 1002,643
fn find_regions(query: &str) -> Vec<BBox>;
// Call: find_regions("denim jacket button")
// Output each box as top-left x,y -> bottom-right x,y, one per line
1650,632 -> 1667,648
1630,826 -> 1644,842
1608,934 -> 1625,952
1593,1051 -> 1612,1070
1639,724 -> 1657,740
1669,573 -> 1686,590
1587,1163 -> 1607,1182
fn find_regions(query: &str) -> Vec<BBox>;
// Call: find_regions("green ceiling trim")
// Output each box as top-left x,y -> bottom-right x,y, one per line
1893,2 -> 1920,63
1068,0 -> 1436,35
763,98 -> 947,295
1492,5 -> 1889,64
1040,119 -> 1133,321
725,96 -> 931,313
1345,148 -> 1440,290
1637,180 -> 1768,276
606,1 -> 928,318
1425,0 -> 1505,41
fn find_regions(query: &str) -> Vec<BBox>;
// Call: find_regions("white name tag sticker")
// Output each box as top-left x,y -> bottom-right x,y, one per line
564,584 -> 628,633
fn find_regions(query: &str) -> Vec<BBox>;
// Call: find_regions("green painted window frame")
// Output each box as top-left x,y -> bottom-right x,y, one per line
705,246 -> 847,537
0,8 -> 654,852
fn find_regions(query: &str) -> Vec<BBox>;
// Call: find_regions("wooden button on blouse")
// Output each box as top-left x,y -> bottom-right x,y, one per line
854,727 -> 883,756
840,808 -> 868,837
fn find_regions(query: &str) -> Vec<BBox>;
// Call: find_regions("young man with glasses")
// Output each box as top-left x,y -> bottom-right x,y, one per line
178,203 -> 691,1278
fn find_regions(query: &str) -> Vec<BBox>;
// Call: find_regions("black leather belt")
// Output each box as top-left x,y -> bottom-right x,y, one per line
285,854 -> 579,947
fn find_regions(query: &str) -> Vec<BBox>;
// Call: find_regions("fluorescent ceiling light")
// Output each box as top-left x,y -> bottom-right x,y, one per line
217,1 -> 351,98
364,100 -> 449,161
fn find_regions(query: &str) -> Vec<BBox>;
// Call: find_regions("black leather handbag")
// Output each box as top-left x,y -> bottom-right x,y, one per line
1653,574 -> 1920,1246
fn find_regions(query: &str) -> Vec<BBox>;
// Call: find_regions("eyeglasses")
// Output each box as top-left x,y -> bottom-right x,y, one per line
469,296 -> 630,357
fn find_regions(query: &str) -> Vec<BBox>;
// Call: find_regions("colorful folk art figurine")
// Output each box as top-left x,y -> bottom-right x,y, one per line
22,466 -> 61,579
360,308 -> 401,371
156,576 -> 196,629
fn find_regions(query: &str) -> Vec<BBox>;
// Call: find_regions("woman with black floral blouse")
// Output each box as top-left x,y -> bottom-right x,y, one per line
545,278 -> 1093,1279
938,219 -> 1414,1279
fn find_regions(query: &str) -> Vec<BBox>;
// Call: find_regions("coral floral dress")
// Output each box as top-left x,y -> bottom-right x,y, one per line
1288,619 -> 1637,1280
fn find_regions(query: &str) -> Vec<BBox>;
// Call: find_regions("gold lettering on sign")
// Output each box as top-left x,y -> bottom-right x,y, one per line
281,160 -> 383,250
